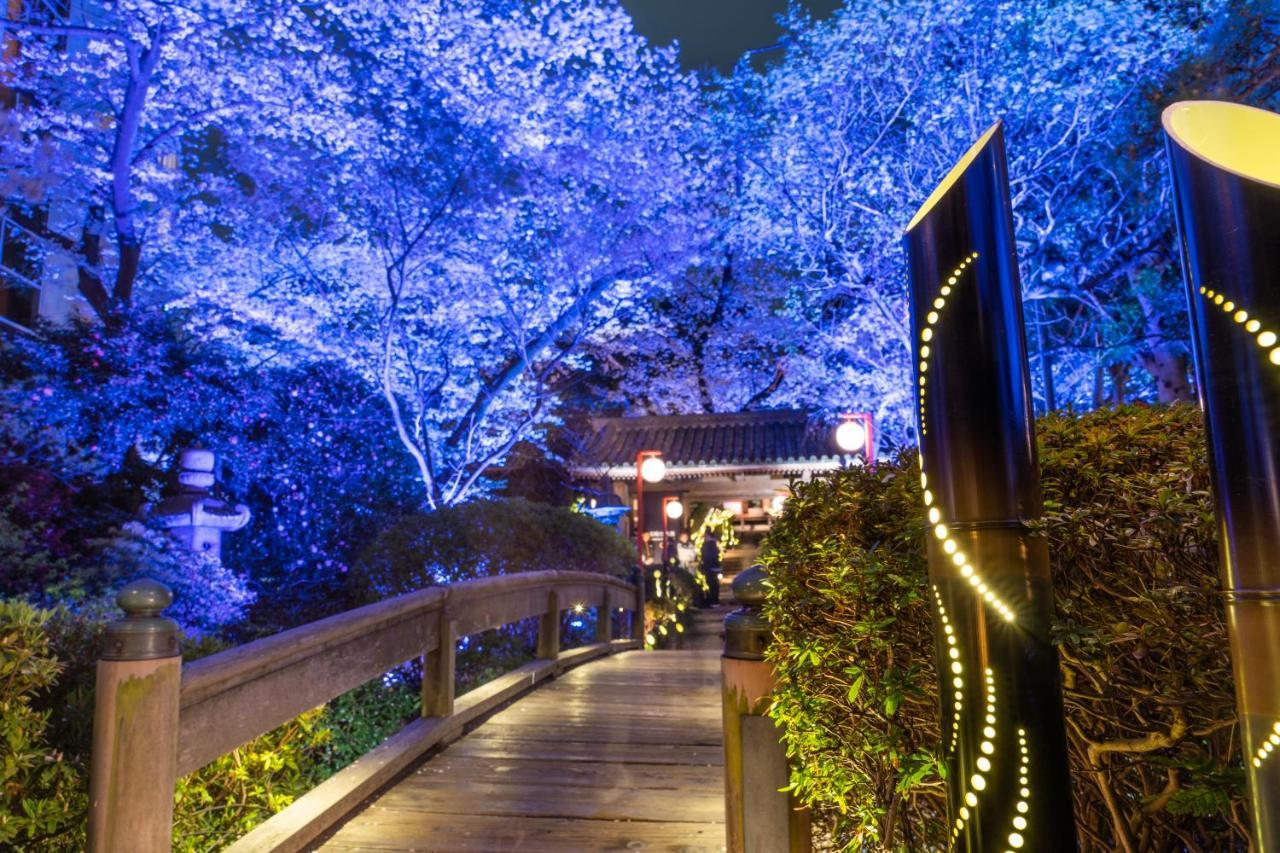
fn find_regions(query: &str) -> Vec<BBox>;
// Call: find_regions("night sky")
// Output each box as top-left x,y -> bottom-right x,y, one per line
617,0 -> 842,74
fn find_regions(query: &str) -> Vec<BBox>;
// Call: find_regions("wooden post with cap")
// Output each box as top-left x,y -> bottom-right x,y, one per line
87,578 -> 183,853
721,565 -> 811,853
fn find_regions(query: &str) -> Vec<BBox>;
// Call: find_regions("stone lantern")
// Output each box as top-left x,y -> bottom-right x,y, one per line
150,449 -> 250,559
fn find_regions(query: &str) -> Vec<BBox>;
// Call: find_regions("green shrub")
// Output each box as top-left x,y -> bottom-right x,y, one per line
764,404 -> 1245,851
318,679 -> 421,775
351,497 -> 633,597
2,604 -> 341,852
0,601 -> 86,850
172,709 -> 331,851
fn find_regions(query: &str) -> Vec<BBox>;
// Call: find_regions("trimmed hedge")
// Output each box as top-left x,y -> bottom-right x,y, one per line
763,404 -> 1246,851
351,498 -> 634,597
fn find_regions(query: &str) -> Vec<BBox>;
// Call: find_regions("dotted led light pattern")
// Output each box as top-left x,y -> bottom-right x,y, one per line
1199,286 -> 1280,364
1198,284 -> 1280,772
1251,720 -> 1280,768
999,727 -> 1032,851
933,586 -> 963,755
952,667 -> 999,842
917,253 -> 1017,626
919,251 -> 1045,848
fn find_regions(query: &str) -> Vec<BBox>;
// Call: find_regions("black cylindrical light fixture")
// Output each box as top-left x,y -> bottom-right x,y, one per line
1164,100 -> 1280,850
903,122 -> 1076,851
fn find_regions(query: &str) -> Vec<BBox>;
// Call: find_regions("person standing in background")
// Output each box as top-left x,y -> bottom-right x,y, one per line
700,531 -> 721,606
676,530 -> 697,572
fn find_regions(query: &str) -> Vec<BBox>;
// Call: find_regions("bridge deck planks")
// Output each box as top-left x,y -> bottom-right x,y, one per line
315,649 -> 726,852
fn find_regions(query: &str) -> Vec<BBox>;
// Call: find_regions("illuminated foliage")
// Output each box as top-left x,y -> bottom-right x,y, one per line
0,0 -> 353,316
0,601 -> 85,850
764,404 -> 1245,850
0,313 -> 418,630
174,0 -> 710,508
690,0 -> 1274,440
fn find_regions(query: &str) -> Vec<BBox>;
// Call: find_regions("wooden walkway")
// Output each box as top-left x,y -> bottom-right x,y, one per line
315,648 -> 726,852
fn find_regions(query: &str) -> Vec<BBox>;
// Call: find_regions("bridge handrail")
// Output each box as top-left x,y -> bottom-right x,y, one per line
177,570 -> 635,775
86,568 -> 643,853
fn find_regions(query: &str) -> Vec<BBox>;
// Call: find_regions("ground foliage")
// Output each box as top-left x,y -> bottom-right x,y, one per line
0,601 -> 84,850
763,404 -> 1244,851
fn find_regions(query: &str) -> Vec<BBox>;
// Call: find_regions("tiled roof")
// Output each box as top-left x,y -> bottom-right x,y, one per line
571,410 -> 844,476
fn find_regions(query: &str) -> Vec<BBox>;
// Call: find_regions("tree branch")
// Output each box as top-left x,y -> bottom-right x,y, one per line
443,264 -> 646,450
0,18 -> 123,40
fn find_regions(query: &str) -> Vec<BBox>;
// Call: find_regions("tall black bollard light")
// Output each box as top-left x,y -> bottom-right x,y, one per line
903,122 -> 1077,851
1163,100 -> 1280,850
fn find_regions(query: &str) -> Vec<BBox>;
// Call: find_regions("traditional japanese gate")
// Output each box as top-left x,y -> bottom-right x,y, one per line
903,122 -> 1077,851
1164,99 -> 1280,853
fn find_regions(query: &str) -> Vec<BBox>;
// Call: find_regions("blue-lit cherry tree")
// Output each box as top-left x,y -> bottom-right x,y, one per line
0,0 -> 356,318
169,0 -> 711,508
717,0 -> 1228,440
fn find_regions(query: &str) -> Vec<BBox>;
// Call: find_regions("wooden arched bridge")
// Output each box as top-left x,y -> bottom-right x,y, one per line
87,570 -> 776,853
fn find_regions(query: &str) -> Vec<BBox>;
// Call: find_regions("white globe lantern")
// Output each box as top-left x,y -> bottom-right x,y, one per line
665,499 -> 684,520
639,455 -> 667,483
835,420 -> 867,453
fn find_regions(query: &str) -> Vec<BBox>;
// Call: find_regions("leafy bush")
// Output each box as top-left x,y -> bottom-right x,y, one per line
764,404 -> 1246,851
351,498 -> 633,596
172,709 -> 331,851
318,678 -> 421,775
0,312 -> 421,632
0,601 -> 86,850
100,523 -> 254,636
0,479 -> 73,598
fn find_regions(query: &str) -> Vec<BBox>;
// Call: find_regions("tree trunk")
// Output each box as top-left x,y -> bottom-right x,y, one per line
1039,322 -> 1057,412
1137,348 -> 1194,403
76,208 -> 111,316
1108,362 -> 1130,406
1129,272 -> 1195,404
114,236 -> 142,304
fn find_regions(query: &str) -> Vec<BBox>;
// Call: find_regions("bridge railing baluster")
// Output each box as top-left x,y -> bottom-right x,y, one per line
537,589 -> 561,660
421,607 -> 456,718
595,590 -> 613,643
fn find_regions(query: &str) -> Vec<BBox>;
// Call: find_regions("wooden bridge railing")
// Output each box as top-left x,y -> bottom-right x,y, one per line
87,569 -> 643,853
